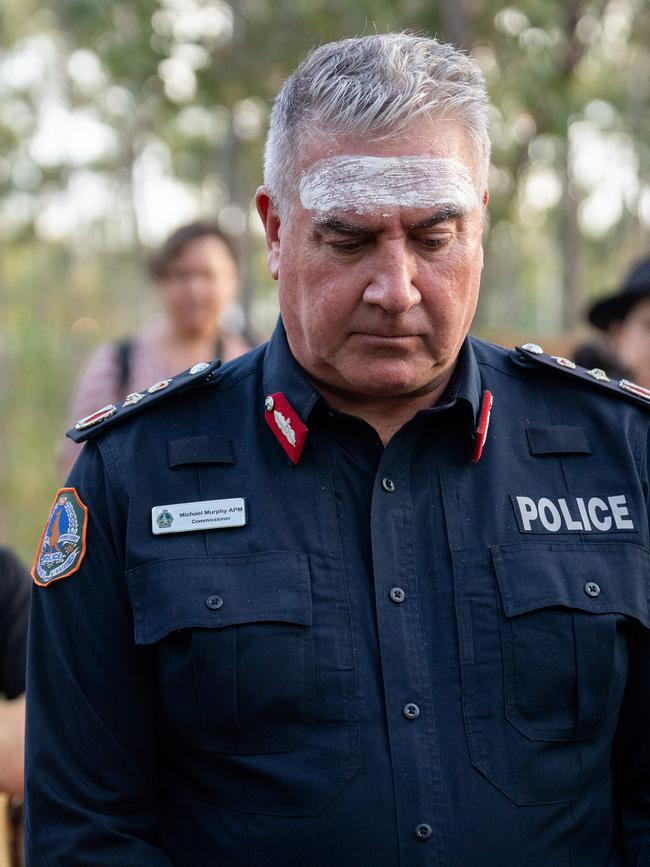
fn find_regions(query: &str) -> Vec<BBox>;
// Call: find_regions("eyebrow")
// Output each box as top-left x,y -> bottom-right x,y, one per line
408,205 -> 467,229
312,216 -> 369,235
313,205 -> 467,236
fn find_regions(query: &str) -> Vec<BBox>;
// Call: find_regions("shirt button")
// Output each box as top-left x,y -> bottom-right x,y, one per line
381,477 -> 395,492
403,702 -> 420,720
389,587 -> 406,603
584,582 -> 601,598
205,594 -> 223,610
414,823 -> 432,841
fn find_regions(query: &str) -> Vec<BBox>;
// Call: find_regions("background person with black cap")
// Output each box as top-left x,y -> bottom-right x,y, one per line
576,255 -> 650,386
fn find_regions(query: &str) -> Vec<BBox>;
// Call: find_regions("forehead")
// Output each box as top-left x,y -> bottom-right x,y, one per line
299,116 -> 476,180
295,118 -> 478,217
625,296 -> 650,322
173,235 -> 233,264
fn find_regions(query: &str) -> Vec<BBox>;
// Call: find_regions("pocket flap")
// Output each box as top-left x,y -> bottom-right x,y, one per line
526,425 -> 591,456
168,436 -> 234,467
126,551 -> 312,644
490,541 -> 649,626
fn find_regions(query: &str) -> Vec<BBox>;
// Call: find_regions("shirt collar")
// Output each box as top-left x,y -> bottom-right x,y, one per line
262,317 -> 483,430
262,318 -> 322,423
426,336 -> 482,427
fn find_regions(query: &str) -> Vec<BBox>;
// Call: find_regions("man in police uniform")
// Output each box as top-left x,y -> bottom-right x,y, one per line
25,34 -> 650,866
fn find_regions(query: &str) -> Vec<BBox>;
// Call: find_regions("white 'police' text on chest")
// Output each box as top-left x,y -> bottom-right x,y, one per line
511,494 -> 637,534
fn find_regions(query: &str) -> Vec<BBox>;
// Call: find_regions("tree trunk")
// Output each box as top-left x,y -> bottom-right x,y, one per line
559,0 -> 587,329
440,0 -> 472,51
560,148 -> 581,330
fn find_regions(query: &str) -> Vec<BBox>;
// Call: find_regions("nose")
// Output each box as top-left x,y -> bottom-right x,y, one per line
184,272 -> 212,300
362,240 -> 421,314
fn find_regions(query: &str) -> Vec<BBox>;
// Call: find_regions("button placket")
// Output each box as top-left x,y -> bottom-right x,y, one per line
403,702 -> 420,720
414,823 -> 433,841
370,448 -> 446,864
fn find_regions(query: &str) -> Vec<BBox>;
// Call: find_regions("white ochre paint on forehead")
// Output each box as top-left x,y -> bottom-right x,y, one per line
299,155 -> 478,214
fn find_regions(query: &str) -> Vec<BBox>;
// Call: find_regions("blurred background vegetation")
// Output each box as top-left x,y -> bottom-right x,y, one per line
2,0 -> 650,560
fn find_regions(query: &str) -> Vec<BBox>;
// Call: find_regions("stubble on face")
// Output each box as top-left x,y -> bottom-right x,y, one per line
273,119 -> 486,418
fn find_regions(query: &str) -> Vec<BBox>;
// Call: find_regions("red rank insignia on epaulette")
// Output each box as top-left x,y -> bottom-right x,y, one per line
471,390 -> 493,464
619,379 -> 650,402
264,392 -> 309,464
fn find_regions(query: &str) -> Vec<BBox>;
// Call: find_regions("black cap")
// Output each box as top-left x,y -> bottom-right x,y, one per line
588,255 -> 650,330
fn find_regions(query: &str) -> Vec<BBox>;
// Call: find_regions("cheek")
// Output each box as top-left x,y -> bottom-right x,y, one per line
205,288 -> 226,310
163,288 -> 185,313
422,257 -> 480,312
281,283 -> 349,358
214,273 -> 239,305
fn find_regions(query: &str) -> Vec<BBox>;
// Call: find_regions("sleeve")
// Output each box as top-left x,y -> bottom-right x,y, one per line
25,440 -> 173,867
0,548 -> 30,698
56,343 -> 122,481
613,625 -> 650,864
613,420 -> 650,864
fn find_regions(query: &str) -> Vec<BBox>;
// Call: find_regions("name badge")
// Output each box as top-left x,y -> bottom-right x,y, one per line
152,498 -> 247,535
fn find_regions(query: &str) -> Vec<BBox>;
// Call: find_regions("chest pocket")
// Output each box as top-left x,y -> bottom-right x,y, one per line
493,541 -> 648,742
460,541 -> 649,805
127,552 -> 313,754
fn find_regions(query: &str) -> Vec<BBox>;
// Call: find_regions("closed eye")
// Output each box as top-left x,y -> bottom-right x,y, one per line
420,238 -> 448,248
331,239 -> 368,253
416,234 -> 453,252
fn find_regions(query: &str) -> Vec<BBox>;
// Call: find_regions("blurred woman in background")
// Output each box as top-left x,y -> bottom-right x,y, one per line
59,221 -> 252,478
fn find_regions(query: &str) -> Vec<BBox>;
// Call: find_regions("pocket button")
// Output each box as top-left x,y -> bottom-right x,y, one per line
584,582 -> 601,598
205,594 -> 224,610
403,702 -> 420,720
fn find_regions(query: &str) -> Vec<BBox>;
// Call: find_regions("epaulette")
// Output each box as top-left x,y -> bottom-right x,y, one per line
66,359 -> 222,443
514,343 -> 650,409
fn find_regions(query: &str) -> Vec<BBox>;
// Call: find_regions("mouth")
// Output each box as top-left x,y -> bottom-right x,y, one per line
352,331 -> 421,343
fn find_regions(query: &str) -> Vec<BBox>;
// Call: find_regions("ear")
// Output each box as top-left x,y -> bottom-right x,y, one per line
255,186 -> 281,280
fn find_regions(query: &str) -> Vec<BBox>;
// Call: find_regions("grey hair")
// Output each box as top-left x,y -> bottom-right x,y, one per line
263,33 -> 491,216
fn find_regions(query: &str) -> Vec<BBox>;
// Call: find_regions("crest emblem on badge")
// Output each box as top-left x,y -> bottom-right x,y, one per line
32,487 -> 88,586
156,509 -> 174,529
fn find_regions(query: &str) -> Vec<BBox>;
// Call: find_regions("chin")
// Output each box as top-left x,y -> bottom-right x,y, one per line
350,373 -> 428,398
355,359 -> 433,395
181,322 -> 208,337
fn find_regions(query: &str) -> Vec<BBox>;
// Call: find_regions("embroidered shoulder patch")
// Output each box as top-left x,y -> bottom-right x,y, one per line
32,487 -> 88,587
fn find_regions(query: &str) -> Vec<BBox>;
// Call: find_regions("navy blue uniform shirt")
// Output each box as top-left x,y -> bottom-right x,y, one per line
26,320 -> 650,865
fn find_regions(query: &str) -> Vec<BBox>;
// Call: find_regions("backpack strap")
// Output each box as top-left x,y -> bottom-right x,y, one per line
115,338 -> 132,395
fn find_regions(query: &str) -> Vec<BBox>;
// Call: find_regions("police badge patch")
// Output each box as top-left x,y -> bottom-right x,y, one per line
32,487 -> 88,587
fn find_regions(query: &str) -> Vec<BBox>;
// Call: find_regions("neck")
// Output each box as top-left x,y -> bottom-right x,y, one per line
315,378 -> 452,445
164,318 -> 221,347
